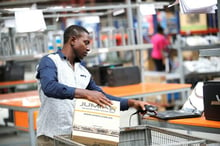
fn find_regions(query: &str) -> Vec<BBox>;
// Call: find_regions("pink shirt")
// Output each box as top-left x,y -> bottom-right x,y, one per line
151,33 -> 169,59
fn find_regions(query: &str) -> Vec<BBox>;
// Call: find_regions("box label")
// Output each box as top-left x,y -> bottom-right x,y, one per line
72,99 -> 120,146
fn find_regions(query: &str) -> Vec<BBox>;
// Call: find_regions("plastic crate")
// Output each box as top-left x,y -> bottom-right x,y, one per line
53,125 -> 213,146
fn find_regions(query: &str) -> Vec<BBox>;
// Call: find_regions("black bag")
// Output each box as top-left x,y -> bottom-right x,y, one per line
203,81 -> 220,121
87,64 -> 122,86
0,62 -> 25,81
106,66 -> 141,87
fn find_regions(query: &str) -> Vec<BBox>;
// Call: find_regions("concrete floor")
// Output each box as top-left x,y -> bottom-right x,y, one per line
0,108 -> 139,146
1,125 -> 220,146
0,126 -> 29,146
0,109 -> 220,146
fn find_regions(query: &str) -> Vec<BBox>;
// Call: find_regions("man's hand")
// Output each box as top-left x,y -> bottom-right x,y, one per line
75,89 -> 112,107
128,99 -> 150,114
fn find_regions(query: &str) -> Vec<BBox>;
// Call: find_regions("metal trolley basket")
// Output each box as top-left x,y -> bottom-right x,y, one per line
54,125 -> 217,146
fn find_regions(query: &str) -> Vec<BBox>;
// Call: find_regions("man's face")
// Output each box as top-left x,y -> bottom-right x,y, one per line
73,32 -> 91,60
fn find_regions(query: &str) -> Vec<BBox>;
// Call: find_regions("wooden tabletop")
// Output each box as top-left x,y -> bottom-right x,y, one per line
102,83 -> 191,97
0,80 -> 37,88
168,115 -> 220,128
145,115 -> 220,129
0,90 -> 39,108
0,83 -> 191,108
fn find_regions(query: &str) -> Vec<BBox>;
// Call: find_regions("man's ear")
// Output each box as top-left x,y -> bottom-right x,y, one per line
70,36 -> 77,45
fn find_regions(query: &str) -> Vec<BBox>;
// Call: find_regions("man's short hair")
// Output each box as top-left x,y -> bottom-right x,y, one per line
63,25 -> 89,44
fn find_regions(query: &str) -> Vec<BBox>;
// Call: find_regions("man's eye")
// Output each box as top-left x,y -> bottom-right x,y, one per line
84,40 -> 90,45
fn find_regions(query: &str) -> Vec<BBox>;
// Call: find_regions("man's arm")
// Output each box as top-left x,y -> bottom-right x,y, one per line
36,56 -> 75,99
36,56 -> 112,107
37,57 -> 149,111
86,79 -> 130,111
86,78 -> 150,111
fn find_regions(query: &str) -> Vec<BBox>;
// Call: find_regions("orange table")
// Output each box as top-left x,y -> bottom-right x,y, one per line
0,80 -> 37,88
169,115 -> 220,129
102,83 -> 191,102
144,115 -> 220,134
0,80 -> 38,133
0,90 -> 39,146
0,83 -> 191,146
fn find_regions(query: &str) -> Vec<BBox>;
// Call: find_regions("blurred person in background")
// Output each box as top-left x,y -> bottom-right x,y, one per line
151,24 -> 170,72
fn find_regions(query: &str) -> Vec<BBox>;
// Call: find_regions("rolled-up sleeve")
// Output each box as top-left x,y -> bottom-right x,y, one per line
36,56 -> 75,99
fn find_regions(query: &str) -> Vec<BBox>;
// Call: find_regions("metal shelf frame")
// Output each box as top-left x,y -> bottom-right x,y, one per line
200,48 -> 220,57
0,0 -> 170,82
173,41 -> 220,84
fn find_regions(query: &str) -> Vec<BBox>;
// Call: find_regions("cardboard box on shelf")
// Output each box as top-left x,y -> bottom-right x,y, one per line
144,75 -> 166,83
72,99 -> 120,146
182,51 -> 199,60
180,13 -> 207,32
144,74 -> 168,110
145,58 -> 155,71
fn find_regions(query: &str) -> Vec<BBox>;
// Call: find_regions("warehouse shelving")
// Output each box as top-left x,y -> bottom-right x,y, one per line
0,0 -> 219,84
199,48 -> 220,57
0,1 -> 172,83
172,37 -> 220,85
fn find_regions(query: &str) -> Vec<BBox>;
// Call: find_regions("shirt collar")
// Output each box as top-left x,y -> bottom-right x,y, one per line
57,49 -> 81,63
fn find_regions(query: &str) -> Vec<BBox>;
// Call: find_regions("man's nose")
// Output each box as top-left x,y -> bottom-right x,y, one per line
86,46 -> 90,52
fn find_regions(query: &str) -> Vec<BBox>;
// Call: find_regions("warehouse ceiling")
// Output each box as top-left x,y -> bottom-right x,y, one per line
0,0 -> 170,9
0,0 -> 143,17
0,0 -> 137,9
0,0 -> 170,21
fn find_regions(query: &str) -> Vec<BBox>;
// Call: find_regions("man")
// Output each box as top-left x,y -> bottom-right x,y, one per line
36,25 -> 150,145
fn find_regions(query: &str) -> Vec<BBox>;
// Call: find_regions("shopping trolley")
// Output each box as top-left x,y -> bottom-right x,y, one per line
54,125 -> 219,146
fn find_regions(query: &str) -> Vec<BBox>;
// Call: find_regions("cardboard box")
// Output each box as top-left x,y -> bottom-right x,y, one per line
180,13 -> 207,32
72,99 -> 120,146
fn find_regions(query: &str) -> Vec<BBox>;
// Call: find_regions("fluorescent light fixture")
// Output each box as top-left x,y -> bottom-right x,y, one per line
80,16 -> 100,24
46,6 -> 64,10
4,19 -> 15,28
4,7 -> 30,12
15,9 -> 46,33
140,4 -> 156,15
98,48 -> 109,53
113,8 -> 125,16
